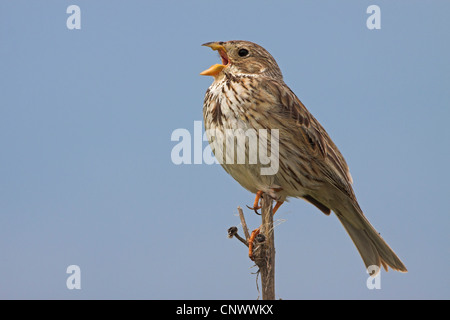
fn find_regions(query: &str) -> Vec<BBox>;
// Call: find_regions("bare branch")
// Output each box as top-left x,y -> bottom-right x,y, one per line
253,194 -> 275,300
228,196 -> 276,300
227,226 -> 249,247
237,206 -> 250,241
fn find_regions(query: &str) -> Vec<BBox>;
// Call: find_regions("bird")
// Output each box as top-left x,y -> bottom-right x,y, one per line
200,40 -> 407,274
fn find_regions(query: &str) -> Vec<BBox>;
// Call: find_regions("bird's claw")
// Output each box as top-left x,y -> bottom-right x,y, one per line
246,204 -> 261,215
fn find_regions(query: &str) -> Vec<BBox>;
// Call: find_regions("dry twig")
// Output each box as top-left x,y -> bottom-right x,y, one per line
228,195 -> 275,300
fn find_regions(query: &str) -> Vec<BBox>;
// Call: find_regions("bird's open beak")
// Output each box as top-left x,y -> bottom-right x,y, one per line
200,42 -> 230,76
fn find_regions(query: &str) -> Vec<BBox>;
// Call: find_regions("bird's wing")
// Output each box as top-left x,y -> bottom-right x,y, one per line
260,79 -> 355,199
257,80 -> 407,273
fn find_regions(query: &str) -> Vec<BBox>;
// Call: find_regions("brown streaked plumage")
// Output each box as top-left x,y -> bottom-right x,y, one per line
201,40 -> 407,274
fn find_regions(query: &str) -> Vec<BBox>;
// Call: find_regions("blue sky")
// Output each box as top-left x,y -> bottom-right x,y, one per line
0,1 -> 449,299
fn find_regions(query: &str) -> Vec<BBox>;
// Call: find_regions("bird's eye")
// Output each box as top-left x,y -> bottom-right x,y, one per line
238,48 -> 249,57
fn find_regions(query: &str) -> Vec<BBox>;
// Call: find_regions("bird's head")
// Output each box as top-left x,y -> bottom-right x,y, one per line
200,40 -> 283,80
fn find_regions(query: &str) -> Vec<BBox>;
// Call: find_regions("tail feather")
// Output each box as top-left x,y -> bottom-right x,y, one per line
334,203 -> 407,274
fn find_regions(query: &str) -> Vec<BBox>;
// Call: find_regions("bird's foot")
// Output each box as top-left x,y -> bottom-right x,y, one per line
246,190 -> 264,215
248,226 -> 261,260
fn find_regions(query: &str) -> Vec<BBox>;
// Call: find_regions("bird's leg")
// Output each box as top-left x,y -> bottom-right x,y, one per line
246,190 -> 263,215
248,199 -> 284,260
272,200 -> 284,215
248,226 -> 261,260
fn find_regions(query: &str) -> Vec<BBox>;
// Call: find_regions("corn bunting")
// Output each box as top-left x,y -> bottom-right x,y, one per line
200,40 -> 407,273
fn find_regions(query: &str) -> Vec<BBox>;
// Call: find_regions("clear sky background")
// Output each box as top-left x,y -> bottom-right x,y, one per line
0,1 -> 449,299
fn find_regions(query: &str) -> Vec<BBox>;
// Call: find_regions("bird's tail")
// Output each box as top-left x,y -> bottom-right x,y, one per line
334,201 -> 407,274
